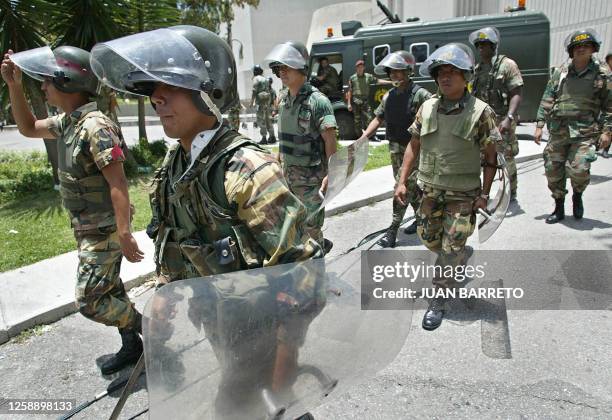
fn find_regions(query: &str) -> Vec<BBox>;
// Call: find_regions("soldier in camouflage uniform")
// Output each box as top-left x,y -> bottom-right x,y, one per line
265,41 -> 338,252
227,103 -> 240,131
347,59 -> 377,138
534,29 -> 611,223
92,27 -> 323,415
359,51 -> 431,248
2,46 -> 144,374
470,27 -> 523,200
315,56 -> 340,98
395,44 -> 499,331
250,64 -> 276,144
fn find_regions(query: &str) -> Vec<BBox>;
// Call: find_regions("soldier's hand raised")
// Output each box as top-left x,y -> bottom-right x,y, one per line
534,127 -> 543,145
1,50 -> 22,86
394,184 -> 407,206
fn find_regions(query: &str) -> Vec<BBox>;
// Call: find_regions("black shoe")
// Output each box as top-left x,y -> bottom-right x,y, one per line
100,328 -> 143,375
323,238 -> 333,255
378,229 -> 397,248
422,298 -> 446,331
572,192 -> 583,219
267,136 -> 277,144
403,221 -> 417,235
545,198 -> 565,224
510,192 -> 517,202
602,150 -> 609,159
259,136 -> 268,145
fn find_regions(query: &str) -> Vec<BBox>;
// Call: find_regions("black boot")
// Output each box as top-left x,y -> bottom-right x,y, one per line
259,136 -> 267,145
403,221 -> 417,235
378,228 -> 397,248
545,198 -> 565,224
100,328 -> 143,375
323,238 -> 334,255
422,297 -> 446,331
572,192 -> 583,219
267,136 -> 277,144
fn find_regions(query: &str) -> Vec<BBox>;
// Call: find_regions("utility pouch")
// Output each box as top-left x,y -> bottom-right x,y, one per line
213,236 -> 237,266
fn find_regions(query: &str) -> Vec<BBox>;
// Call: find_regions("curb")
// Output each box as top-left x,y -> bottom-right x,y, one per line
0,273 -> 151,345
0,152 -> 543,345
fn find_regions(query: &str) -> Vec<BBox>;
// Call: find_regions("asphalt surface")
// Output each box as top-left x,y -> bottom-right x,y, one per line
1,156 -> 611,419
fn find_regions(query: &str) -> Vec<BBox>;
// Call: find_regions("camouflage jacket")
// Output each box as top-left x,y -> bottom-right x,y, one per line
472,55 -> 524,116
149,124 -> 321,279
45,102 -> 126,232
349,72 -> 377,98
252,74 -> 272,105
536,57 -> 611,139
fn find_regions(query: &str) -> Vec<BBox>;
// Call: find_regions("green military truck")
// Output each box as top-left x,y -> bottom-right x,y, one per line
309,9 -> 550,139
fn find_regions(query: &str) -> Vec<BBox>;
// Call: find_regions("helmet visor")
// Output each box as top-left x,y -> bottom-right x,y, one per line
469,27 -> 500,47
10,46 -> 59,82
420,43 -> 474,77
263,43 -> 306,70
90,28 -> 210,96
564,28 -> 601,50
374,52 -> 412,75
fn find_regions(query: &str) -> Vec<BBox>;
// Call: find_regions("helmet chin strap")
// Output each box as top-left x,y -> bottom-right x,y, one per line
200,91 -> 222,124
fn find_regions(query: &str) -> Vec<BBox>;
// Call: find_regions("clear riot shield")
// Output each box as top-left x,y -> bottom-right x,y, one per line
317,136 -> 369,210
477,153 -> 510,243
143,252 -> 412,420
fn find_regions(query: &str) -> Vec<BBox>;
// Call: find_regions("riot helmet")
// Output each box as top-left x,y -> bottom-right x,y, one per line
420,43 -> 475,81
564,29 -> 601,57
253,64 -> 263,76
90,25 -> 237,121
469,27 -> 501,49
374,50 -> 416,76
10,45 -> 98,95
264,41 -> 309,76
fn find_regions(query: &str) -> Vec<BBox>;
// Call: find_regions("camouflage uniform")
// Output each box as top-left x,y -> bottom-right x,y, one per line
472,55 -> 523,197
317,65 -> 340,97
252,74 -> 274,140
410,94 -> 499,288
149,123 -> 321,282
536,57 -> 611,199
227,105 -> 240,131
348,72 -> 376,135
45,102 -> 139,329
375,82 -> 431,232
277,83 -> 337,246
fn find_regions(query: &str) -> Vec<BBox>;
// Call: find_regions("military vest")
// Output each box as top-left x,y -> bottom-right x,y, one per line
278,84 -> 325,167
350,73 -> 372,98
418,96 -> 487,191
384,83 -> 422,145
551,62 -> 606,120
151,125 -> 268,279
472,55 -> 509,114
253,75 -> 272,106
57,109 -> 117,233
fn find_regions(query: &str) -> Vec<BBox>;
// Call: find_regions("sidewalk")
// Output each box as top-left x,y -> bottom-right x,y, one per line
0,140 -> 544,344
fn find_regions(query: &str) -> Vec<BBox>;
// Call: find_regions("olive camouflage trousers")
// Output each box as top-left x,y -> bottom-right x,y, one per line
390,143 -> 421,231
543,135 -> 596,199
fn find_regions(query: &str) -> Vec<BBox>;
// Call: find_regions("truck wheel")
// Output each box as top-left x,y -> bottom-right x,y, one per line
335,110 -> 357,140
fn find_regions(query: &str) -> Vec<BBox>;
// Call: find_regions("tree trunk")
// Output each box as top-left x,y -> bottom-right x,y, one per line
24,79 -> 59,186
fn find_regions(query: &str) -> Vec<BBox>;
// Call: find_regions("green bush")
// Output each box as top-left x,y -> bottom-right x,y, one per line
0,151 -> 54,201
125,138 -> 168,177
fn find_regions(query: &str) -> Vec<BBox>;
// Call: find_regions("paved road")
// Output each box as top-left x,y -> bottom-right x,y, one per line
1,157 -> 611,419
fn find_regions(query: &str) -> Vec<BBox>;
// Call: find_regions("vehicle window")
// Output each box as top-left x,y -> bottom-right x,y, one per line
410,42 -> 429,64
373,44 -> 390,66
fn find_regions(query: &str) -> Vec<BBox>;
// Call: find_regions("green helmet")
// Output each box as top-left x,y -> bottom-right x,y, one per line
564,29 -> 601,57
90,25 -> 238,118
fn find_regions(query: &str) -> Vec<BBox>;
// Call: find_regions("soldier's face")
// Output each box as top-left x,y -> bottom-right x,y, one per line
435,65 -> 466,98
389,69 -> 406,83
356,64 -> 365,75
572,43 -> 595,60
277,65 -> 303,87
476,42 -> 495,60
41,78 -> 60,107
150,83 -> 209,139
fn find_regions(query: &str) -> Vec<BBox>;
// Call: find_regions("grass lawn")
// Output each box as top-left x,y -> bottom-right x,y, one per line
0,143 -> 390,272
0,177 -> 152,273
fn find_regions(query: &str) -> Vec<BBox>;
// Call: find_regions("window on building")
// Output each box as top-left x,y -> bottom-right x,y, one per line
410,42 -> 429,64
373,44 -> 391,66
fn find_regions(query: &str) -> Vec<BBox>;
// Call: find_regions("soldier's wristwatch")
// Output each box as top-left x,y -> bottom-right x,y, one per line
506,113 -> 515,121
